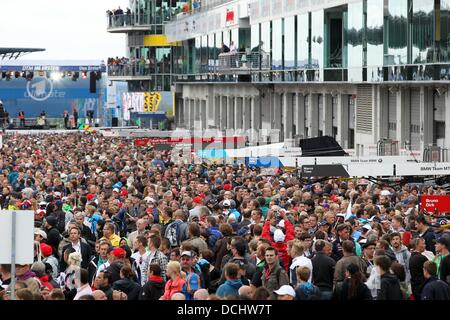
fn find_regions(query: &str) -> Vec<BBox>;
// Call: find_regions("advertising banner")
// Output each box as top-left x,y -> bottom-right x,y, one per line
421,196 -> 450,213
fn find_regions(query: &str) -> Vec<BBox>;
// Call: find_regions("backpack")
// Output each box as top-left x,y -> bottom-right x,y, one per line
165,220 -> 182,247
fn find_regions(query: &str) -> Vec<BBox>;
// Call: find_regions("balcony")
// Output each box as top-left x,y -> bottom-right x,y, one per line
106,14 -> 153,33
108,63 -> 170,80
217,52 -> 271,74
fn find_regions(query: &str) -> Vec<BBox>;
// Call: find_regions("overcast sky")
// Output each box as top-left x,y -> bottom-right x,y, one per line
0,0 -> 130,61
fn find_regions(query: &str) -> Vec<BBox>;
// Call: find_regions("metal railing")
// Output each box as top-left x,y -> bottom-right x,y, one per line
108,63 -> 171,77
377,138 -> 399,156
106,13 -> 154,28
217,52 -> 271,71
423,146 -> 449,162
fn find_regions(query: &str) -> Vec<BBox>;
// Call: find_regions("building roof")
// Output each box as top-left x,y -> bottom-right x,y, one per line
0,48 -> 45,60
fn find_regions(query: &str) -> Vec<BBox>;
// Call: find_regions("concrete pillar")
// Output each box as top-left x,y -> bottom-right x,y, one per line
420,87 -> 433,150
234,97 -> 243,130
323,93 -> 333,137
283,92 -> 294,140
272,93 -> 282,130
378,87 -> 389,140
261,92 -> 271,130
206,87 -> 214,128
250,96 -> 261,143
182,98 -> 189,128
336,94 -> 349,149
191,99 -> 197,130
445,90 -> 450,149
201,99 -> 207,130
214,96 -> 220,129
308,94 -> 319,137
397,88 -> 410,148
295,93 -> 305,139
220,96 -> 227,130
242,97 -> 251,131
227,96 -> 235,129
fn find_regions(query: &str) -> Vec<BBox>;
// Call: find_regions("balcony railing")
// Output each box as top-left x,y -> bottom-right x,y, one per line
108,63 -> 171,77
106,13 -> 155,29
217,52 -> 271,71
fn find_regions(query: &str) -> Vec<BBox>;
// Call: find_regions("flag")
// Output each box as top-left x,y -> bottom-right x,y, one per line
345,200 -> 353,220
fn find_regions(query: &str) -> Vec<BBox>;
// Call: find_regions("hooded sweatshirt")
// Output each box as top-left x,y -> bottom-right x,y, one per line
392,245 -> 411,283
139,276 -> 165,300
378,273 -> 403,300
216,279 -> 243,298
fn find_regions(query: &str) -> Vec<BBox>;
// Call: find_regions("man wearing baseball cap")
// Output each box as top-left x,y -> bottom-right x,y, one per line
274,285 -> 296,300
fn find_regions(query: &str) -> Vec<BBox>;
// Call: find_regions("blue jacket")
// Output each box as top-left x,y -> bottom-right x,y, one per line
206,226 -> 222,249
216,279 -> 243,298
421,276 -> 450,300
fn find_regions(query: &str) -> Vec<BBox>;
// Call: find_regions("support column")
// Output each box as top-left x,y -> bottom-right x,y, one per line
242,97 -> 251,131
227,96 -> 235,129
201,99 -> 207,130
220,96 -> 227,130
295,93 -> 305,139
272,93 -> 282,130
261,92 -> 271,130
337,94 -> 349,148
308,94 -> 319,137
206,87 -> 214,128
250,96 -> 261,144
420,87 -> 433,151
397,88 -> 410,148
182,98 -> 189,129
234,97 -> 243,130
214,96 -> 220,129
283,92 -> 294,140
445,90 -> 450,149
323,93 -> 333,136
190,99 -> 196,130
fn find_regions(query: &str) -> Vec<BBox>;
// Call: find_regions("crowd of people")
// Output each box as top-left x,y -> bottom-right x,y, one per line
107,55 -> 170,76
0,132 -> 449,301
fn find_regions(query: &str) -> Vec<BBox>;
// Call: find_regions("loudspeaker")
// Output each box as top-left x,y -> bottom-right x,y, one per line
89,72 -> 97,93
112,117 -> 118,127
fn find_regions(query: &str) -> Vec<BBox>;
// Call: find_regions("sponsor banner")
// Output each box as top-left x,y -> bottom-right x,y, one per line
301,164 -> 350,178
396,162 -> 450,176
421,196 -> 450,213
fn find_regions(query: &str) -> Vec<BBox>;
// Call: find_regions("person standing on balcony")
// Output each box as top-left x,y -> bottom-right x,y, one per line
18,110 -> 25,128
63,110 -> 69,129
73,108 -> 78,129
221,42 -> 230,53
125,8 -> 131,26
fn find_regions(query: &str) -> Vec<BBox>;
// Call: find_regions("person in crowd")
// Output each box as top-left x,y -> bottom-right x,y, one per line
421,261 -> 450,300
161,261 -> 185,300
409,237 -> 429,300
339,263 -> 372,300
0,132 -> 449,302
375,255 -> 403,300
294,267 -> 321,300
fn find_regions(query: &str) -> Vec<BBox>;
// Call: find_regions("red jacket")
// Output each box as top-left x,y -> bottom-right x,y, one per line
161,276 -> 185,300
261,219 -> 295,272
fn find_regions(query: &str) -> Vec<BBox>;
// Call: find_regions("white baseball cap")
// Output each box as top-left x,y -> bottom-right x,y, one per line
274,285 -> 296,298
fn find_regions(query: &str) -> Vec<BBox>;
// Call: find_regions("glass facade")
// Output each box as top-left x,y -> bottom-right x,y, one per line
346,1 -> 363,81
116,0 -> 450,84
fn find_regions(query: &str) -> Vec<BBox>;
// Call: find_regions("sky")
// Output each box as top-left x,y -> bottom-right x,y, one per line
0,0 -> 130,61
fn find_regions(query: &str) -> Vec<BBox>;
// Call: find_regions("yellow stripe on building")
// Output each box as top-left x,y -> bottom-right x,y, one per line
143,35 -> 181,47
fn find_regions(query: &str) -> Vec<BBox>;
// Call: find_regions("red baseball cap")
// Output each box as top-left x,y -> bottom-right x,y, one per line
192,197 -> 203,205
111,248 -> 126,259
40,243 -> 53,257
120,190 -> 129,197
